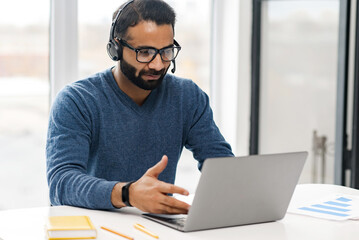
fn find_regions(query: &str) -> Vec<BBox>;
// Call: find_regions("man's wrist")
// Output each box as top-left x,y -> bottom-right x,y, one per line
111,182 -> 126,208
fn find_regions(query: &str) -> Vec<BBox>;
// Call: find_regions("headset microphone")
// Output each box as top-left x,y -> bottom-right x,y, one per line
171,60 -> 176,73
171,39 -> 181,74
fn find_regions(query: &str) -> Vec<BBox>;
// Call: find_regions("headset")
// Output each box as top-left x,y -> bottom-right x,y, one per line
106,0 -> 134,62
106,0 -> 178,73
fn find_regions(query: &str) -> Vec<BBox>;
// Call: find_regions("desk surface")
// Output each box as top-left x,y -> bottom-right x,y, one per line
1,184 -> 359,240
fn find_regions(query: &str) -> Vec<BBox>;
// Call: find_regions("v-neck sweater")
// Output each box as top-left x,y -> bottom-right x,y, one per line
46,68 -> 233,209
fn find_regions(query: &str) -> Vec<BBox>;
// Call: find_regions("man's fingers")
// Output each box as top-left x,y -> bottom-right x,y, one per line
146,155 -> 168,178
158,182 -> 189,196
132,156 -> 191,214
148,195 -> 190,214
160,195 -> 190,212
158,203 -> 190,214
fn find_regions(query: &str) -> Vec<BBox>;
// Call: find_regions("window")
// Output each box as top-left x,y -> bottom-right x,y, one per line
0,0 -> 50,209
251,0 -> 341,183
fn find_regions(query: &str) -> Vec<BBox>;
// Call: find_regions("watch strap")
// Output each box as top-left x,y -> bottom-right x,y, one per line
122,181 -> 135,207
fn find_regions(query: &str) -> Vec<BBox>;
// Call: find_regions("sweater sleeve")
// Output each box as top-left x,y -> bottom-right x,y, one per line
46,86 -> 118,209
184,83 -> 234,170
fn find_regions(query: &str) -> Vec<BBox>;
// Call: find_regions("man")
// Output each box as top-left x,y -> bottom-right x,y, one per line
46,0 -> 233,214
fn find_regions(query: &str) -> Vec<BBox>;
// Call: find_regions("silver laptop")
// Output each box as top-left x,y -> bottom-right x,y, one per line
143,151 -> 307,232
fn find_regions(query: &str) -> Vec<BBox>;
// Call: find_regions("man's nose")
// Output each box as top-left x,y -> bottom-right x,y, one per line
148,53 -> 165,71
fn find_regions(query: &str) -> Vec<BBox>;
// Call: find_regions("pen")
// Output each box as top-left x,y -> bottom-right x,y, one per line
134,223 -> 159,239
101,226 -> 134,240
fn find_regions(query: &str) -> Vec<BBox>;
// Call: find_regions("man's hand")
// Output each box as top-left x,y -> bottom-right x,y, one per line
129,155 -> 191,214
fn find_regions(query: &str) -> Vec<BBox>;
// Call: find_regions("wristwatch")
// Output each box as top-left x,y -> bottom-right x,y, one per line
122,181 -> 135,207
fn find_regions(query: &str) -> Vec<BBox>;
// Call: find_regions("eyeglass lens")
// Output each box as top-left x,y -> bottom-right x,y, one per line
137,47 -> 179,63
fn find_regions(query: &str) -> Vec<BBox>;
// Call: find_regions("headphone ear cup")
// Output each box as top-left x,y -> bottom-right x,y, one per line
107,40 -> 122,61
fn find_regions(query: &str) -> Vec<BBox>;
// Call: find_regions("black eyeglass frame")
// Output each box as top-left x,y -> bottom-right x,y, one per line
117,38 -> 182,63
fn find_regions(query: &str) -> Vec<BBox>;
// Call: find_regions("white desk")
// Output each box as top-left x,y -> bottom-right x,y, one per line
1,184 -> 359,240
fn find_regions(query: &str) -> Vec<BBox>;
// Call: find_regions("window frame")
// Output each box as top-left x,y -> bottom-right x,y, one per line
49,0 -> 78,102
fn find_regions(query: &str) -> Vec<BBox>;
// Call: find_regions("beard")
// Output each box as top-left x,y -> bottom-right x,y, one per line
120,59 -> 168,90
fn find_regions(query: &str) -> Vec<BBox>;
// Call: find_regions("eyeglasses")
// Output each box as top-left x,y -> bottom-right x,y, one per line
118,38 -> 181,63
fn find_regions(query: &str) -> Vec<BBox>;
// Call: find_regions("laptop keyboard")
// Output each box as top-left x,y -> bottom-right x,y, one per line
150,215 -> 187,228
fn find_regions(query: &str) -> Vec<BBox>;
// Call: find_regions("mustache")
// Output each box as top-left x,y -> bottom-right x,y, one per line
140,69 -> 166,76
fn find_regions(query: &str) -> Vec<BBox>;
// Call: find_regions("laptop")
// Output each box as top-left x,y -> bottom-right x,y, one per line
143,151 -> 307,232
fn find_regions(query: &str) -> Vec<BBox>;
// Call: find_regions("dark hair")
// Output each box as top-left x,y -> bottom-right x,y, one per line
113,0 -> 176,39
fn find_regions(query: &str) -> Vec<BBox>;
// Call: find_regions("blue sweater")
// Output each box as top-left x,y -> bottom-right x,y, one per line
46,68 -> 233,209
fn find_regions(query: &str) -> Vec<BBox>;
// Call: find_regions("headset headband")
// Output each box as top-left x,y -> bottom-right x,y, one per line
109,0 -> 134,42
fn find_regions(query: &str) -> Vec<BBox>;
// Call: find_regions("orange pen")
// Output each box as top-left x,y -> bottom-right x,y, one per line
101,226 -> 134,240
134,223 -> 159,239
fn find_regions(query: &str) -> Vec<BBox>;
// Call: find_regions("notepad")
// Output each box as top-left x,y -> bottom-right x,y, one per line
46,215 -> 97,239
